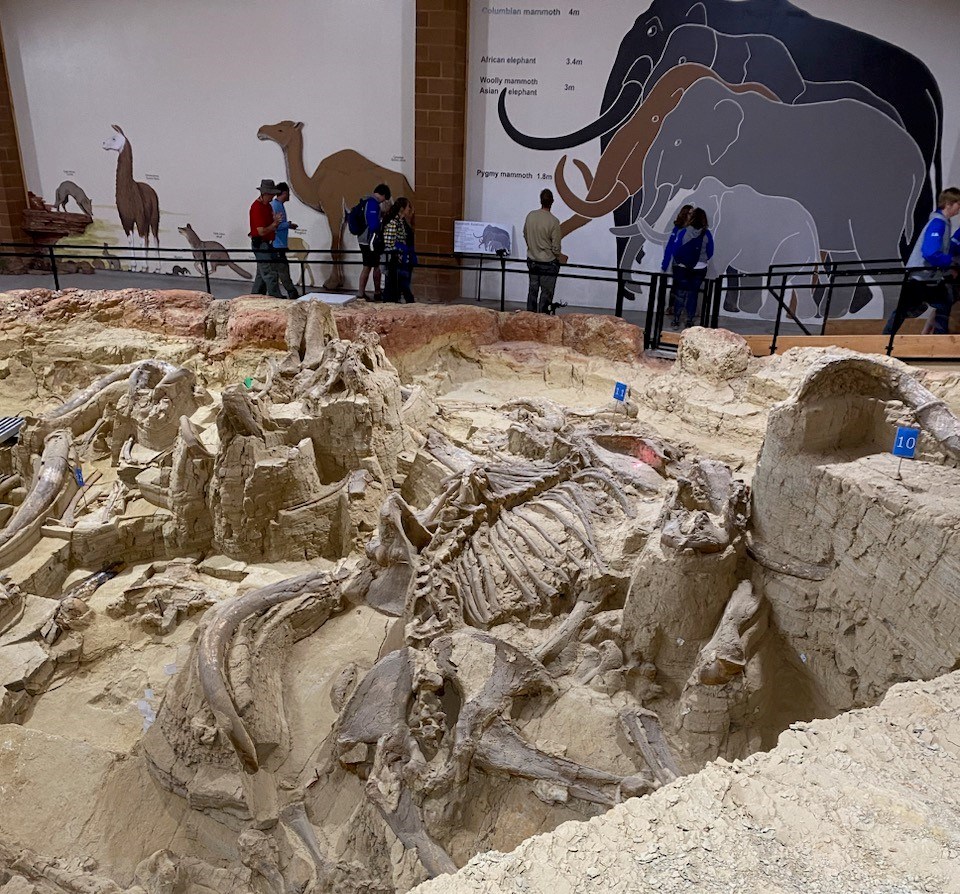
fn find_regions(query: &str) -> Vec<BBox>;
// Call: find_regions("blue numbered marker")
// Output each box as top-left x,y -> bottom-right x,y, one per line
73,466 -> 84,487
613,382 -> 628,402
892,427 -> 919,459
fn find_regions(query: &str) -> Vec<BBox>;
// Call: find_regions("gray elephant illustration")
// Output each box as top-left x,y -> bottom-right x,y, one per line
645,24 -> 903,127
501,0 -> 943,268
618,177 -> 822,321
637,78 -> 925,316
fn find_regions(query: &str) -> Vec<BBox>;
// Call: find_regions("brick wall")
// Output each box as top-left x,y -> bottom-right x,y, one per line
415,0 -> 468,302
0,23 -> 26,244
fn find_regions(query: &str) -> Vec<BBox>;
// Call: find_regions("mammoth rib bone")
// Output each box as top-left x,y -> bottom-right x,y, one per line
197,569 -> 333,773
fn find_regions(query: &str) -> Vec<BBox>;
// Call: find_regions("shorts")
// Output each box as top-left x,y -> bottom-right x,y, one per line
360,244 -> 381,268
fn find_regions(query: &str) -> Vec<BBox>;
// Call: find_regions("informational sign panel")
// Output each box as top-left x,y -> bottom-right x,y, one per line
613,381 -> 628,402
454,220 -> 513,256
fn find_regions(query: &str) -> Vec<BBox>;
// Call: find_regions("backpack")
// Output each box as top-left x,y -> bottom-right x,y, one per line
673,230 -> 705,268
346,197 -> 368,237
370,224 -> 384,255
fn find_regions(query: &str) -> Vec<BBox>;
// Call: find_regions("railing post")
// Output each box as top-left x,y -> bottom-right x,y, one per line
201,247 -> 211,294
885,269 -> 912,357
819,260 -> 837,336
643,273 -> 658,349
48,245 -> 60,290
615,266 -> 625,318
498,252 -> 506,312
653,273 -> 668,350
711,276 -> 723,328
476,254 -> 484,302
770,272 -> 787,354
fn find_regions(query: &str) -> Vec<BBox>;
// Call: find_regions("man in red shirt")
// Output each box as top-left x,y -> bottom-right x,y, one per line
249,179 -> 282,297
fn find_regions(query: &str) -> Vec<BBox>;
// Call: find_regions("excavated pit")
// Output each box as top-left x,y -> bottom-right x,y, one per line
0,287 -> 958,893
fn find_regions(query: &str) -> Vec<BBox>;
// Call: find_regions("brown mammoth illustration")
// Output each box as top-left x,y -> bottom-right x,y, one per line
556,64 -> 779,238
258,120 -> 414,290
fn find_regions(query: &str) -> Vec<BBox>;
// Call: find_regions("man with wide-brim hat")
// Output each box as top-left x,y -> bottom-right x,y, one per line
249,179 -> 283,297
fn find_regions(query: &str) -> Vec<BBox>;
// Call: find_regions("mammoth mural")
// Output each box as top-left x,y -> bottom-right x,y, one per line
499,0 -> 944,318
618,177 -> 822,320
554,64 -> 778,224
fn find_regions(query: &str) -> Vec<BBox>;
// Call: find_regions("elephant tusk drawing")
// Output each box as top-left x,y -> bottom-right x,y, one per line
630,216 -> 671,245
499,81 -> 644,151
555,154 -> 632,218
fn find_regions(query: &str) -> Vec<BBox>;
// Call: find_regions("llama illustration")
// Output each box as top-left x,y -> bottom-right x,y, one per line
257,120 -> 414,289
54,180 -> 93,217
177,224 -> 252,279
101,125 -> 160,272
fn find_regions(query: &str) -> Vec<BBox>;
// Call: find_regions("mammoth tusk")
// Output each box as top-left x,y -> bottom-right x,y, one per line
498,81 -> 643,151
554,155 -> 631,219
572,158 -> 595,190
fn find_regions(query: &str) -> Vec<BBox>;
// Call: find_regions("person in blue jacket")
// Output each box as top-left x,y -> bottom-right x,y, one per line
661,204 -> 693,274
670,207 -> 714,328
356,183 -> 392,300
884,188 -> 960,337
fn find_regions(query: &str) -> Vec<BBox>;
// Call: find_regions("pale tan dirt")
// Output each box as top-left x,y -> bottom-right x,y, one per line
0,288 -> 958,894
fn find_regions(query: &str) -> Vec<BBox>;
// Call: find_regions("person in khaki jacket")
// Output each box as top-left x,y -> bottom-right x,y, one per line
523,188 -> 566,313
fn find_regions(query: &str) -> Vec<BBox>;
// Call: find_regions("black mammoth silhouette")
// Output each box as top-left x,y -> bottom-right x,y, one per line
499,0 -> 943,266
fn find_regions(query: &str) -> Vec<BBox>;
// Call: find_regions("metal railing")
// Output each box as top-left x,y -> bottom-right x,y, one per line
0,242 -> 651,317
1,241 -> 956,360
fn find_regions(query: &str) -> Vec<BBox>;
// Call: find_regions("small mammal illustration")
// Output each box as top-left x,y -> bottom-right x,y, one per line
102,243 -> 121,270
54,181 -> 93,217
177,224 -> 252,279
164,265 -> 190,276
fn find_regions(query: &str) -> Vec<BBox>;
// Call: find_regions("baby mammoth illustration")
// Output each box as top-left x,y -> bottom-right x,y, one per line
618,177 -> 822,321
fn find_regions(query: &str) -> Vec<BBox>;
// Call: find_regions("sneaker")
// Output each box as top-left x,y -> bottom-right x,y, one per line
671,316 -> 681,328
373,292 -> 383,302
356,292 -> 368,300
685,318 -> 695,328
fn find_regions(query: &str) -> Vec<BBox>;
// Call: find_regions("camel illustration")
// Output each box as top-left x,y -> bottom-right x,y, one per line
54,180 -> 93,217
101,125 -> 160,273
257,120 -> 414,289
177,224 -> 252,280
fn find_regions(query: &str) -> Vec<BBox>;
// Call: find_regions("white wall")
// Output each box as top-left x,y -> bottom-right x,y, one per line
1,0 -> 415,280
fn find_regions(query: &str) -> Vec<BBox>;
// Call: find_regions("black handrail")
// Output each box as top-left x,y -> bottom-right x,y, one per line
2,241 -> 958,360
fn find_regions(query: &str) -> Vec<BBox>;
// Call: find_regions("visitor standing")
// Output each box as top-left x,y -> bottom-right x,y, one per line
357,184 -> 392,300
883,187 -> 960,337
271,182 -> 300,300
381,198 -> 416,304
249,179 -> 282,298
661,204 -> 693,320
523,189 -> 564,314
670,207 -> 714,328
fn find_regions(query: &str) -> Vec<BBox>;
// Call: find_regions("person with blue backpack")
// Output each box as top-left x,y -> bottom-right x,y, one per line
661,204 -> 693,323
347,183 -> 391,300
670,207 -> 714,329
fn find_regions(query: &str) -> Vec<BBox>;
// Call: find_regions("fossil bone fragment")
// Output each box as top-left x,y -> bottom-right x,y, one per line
0,429 -> 73,565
